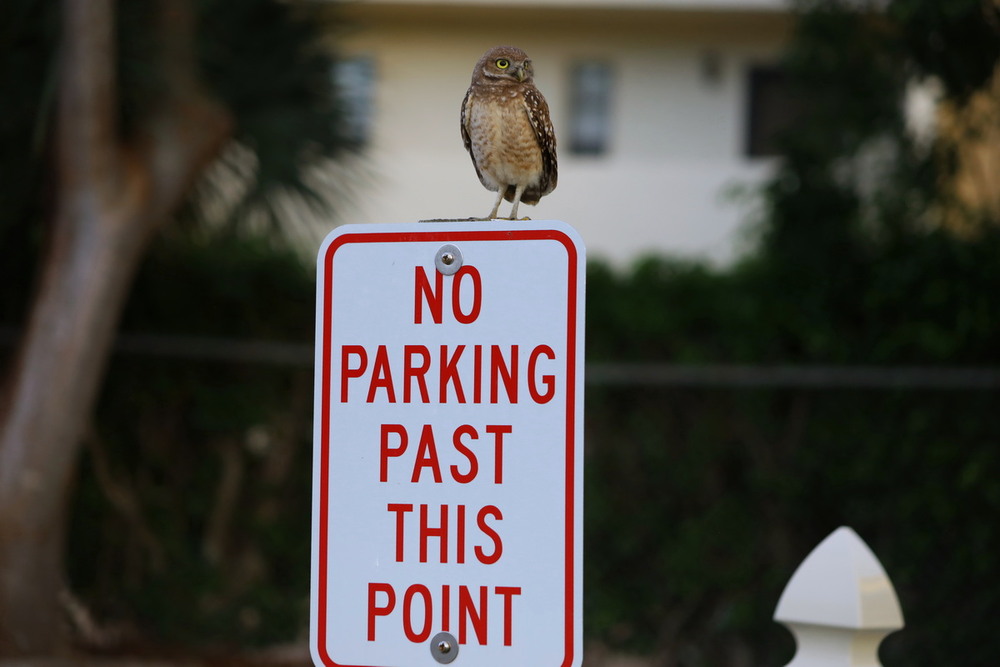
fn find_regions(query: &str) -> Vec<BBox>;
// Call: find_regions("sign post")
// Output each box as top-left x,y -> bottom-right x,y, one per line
311,220 -> 585,667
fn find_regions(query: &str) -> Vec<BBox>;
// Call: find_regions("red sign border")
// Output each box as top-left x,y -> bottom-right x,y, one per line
314,227 -> 581,667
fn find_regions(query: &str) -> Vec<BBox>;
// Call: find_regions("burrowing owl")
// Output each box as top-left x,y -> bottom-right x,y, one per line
460,46 -> 557,220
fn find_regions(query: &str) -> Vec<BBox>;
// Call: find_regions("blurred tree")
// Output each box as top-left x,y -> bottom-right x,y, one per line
766,0 -> 1000,251
0,0 -> 349,655
753,0 -> 999,363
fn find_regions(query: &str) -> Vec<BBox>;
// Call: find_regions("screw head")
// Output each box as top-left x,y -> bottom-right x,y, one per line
430,631 -> 459,663
435,245 -> 463,276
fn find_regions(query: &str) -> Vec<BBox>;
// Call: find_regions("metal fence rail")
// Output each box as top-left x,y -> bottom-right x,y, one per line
587,362 -> 1000,389
3,328 -> 999,389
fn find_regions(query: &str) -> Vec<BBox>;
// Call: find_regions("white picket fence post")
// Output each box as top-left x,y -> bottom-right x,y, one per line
773,526 -> 904,667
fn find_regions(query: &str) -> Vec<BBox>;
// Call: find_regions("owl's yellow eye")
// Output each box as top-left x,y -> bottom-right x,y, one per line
495,58 -> 510,69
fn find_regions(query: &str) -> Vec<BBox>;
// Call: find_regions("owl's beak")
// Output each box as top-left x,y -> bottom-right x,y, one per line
514,66 -> 527,82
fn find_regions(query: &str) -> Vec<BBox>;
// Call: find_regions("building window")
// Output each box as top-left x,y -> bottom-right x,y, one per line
333,56 -> 375,148
745,65 -> 802,157
568,61 -> 614,156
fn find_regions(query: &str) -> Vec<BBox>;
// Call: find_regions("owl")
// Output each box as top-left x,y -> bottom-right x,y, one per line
460,46 -> 557,220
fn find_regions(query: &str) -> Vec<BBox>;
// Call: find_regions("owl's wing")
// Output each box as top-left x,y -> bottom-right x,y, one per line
524,87 -> 558,196
460,89 -> 487,186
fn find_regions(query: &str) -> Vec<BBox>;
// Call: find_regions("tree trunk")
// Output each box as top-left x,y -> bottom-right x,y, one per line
0,187 -> 154,654
0,0 -> 230,655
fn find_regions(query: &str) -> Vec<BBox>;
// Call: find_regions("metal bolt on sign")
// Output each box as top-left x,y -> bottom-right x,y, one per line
435,244 -> 463,275
430,631 -> 459,664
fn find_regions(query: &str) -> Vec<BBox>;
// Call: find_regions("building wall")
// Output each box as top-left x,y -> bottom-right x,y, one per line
332,2 -> 792,266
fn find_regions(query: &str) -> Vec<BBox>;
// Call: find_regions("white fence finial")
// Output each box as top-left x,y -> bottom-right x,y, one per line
774,526 -> 904,666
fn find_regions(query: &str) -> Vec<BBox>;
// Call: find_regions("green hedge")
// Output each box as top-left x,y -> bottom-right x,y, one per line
69,237 -> 316,647
583,232 -> 1000,664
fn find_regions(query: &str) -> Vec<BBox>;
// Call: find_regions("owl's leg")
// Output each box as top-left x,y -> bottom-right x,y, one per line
507,184 -> 526,220
487,188 -> 505,219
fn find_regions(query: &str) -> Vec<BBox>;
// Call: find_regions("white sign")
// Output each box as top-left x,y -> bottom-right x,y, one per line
311,220 -> 585,667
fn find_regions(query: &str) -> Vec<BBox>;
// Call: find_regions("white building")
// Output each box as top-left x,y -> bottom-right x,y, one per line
329,0 -> 793,266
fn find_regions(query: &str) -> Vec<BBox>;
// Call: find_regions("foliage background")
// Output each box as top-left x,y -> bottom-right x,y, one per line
2,0 -> 999,664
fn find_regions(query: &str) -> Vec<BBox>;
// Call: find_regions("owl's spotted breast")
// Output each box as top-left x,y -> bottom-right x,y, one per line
465,88 -> 545,196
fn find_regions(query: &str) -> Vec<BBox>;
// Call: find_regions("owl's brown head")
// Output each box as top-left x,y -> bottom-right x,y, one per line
472,46 -> 534,86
